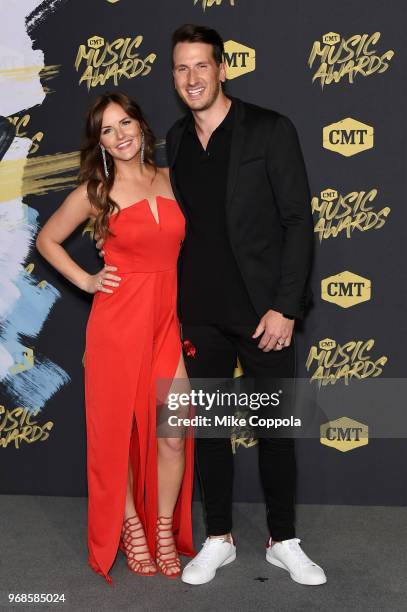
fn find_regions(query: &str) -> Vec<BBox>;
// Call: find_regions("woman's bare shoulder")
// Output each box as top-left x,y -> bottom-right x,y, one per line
70,181 -> 99,218
158,166 -> 170,178
67,181 -> 88,201
156,167 -> 175,199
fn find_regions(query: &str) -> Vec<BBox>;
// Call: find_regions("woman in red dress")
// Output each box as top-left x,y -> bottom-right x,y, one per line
36,92 -> 195,584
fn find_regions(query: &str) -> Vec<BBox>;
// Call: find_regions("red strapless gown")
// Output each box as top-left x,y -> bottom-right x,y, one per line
84,196 -> 195,584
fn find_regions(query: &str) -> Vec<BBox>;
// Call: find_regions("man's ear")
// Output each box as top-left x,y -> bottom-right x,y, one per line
219,61 -> 227,83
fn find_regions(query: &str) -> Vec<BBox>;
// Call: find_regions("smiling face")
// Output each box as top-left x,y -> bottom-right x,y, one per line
172,41 -> 226,111
99,102 -> 142,161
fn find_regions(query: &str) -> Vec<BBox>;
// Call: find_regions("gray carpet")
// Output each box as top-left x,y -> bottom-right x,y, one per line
1,497 -> 406,611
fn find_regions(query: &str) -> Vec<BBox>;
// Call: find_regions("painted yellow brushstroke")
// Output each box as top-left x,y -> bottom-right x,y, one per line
0,64 -> 60,82
0,151 -> 80,202
82,217 -> 95,239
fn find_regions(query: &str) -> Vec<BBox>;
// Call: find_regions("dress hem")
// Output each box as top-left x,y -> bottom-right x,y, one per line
88,560 -> 114,586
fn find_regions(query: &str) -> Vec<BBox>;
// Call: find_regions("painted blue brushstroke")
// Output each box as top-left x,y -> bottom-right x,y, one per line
2,355 -> 70,411
2,267 -> 60,339
0,250 -> 71,411
26,205 -> 39,230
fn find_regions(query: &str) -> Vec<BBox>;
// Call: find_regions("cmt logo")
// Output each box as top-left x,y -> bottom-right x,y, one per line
223,40 -> 255,79
323,118 -> 374,157
318,338 -> 337,351
320,417 -> 368,452
194,0 -> 235,8
321,271 -> 371,308
321,31 -> 341,45
320,188 -> 338,201
87,36 -> 104,49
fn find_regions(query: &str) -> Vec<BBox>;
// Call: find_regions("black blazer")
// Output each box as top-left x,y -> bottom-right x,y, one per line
166,96 -> 314,320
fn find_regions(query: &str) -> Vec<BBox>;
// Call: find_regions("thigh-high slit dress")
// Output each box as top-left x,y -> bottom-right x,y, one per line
84,195 -> 195,584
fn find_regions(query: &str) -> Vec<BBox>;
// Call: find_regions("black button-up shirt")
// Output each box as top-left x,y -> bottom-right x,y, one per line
174,99 -> 258,324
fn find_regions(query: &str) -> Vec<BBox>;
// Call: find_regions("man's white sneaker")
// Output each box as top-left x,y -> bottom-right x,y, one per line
266,537 -> 327,585
182,536 -> 236,585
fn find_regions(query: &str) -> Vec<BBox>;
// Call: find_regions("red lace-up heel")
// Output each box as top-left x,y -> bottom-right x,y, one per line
155,516 -> 181,579
119,515 -> 157,576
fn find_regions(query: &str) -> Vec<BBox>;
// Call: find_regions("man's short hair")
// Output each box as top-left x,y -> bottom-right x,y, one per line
172,24 -> 225,66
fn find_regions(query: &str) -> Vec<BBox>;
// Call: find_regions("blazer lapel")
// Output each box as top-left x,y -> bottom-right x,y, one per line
225,98 -> 246,210
168,116 -> 188,169
167,116 -> 189,217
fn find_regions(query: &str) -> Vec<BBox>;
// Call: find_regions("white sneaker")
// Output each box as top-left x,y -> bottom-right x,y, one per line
266,537 -> 327,585
182,536 -> 236,585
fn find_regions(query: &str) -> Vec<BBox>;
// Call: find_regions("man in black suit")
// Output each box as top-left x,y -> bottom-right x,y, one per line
167,24 -> 326,586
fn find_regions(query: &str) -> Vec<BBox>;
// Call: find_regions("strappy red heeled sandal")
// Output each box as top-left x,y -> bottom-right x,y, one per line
155,516 -> 181,579
119,515 -> 157,576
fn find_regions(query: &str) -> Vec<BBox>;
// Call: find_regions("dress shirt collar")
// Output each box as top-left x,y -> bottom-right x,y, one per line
186,97 -> 235,135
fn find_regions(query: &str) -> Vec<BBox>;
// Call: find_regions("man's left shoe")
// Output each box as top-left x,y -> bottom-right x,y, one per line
266,537 -> 327,585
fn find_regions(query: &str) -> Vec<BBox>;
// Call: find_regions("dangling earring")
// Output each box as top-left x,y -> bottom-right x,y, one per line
100,143 -> 109,178
140,131 -> 145,165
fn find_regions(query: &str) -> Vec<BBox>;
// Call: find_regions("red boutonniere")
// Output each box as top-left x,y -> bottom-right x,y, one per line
182,339 -> 196,358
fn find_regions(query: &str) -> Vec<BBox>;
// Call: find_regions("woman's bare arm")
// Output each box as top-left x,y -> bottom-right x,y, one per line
36,183 -> 121,294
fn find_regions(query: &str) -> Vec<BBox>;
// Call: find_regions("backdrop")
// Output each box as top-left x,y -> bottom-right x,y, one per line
1,0 -> 406,505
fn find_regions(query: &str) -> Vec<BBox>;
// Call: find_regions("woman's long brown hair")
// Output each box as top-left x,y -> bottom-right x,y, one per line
78,91 -> 156,239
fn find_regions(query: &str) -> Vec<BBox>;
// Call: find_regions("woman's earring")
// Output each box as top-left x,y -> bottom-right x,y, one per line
100,143 -> 109,178
140,131 -> 145,165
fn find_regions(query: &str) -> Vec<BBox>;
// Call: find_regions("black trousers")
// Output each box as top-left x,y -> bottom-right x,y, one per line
182,323 -> 296,542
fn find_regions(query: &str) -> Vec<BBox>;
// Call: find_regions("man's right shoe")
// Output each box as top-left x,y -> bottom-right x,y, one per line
181,536 -> 236,585
266,537 -> 327,585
